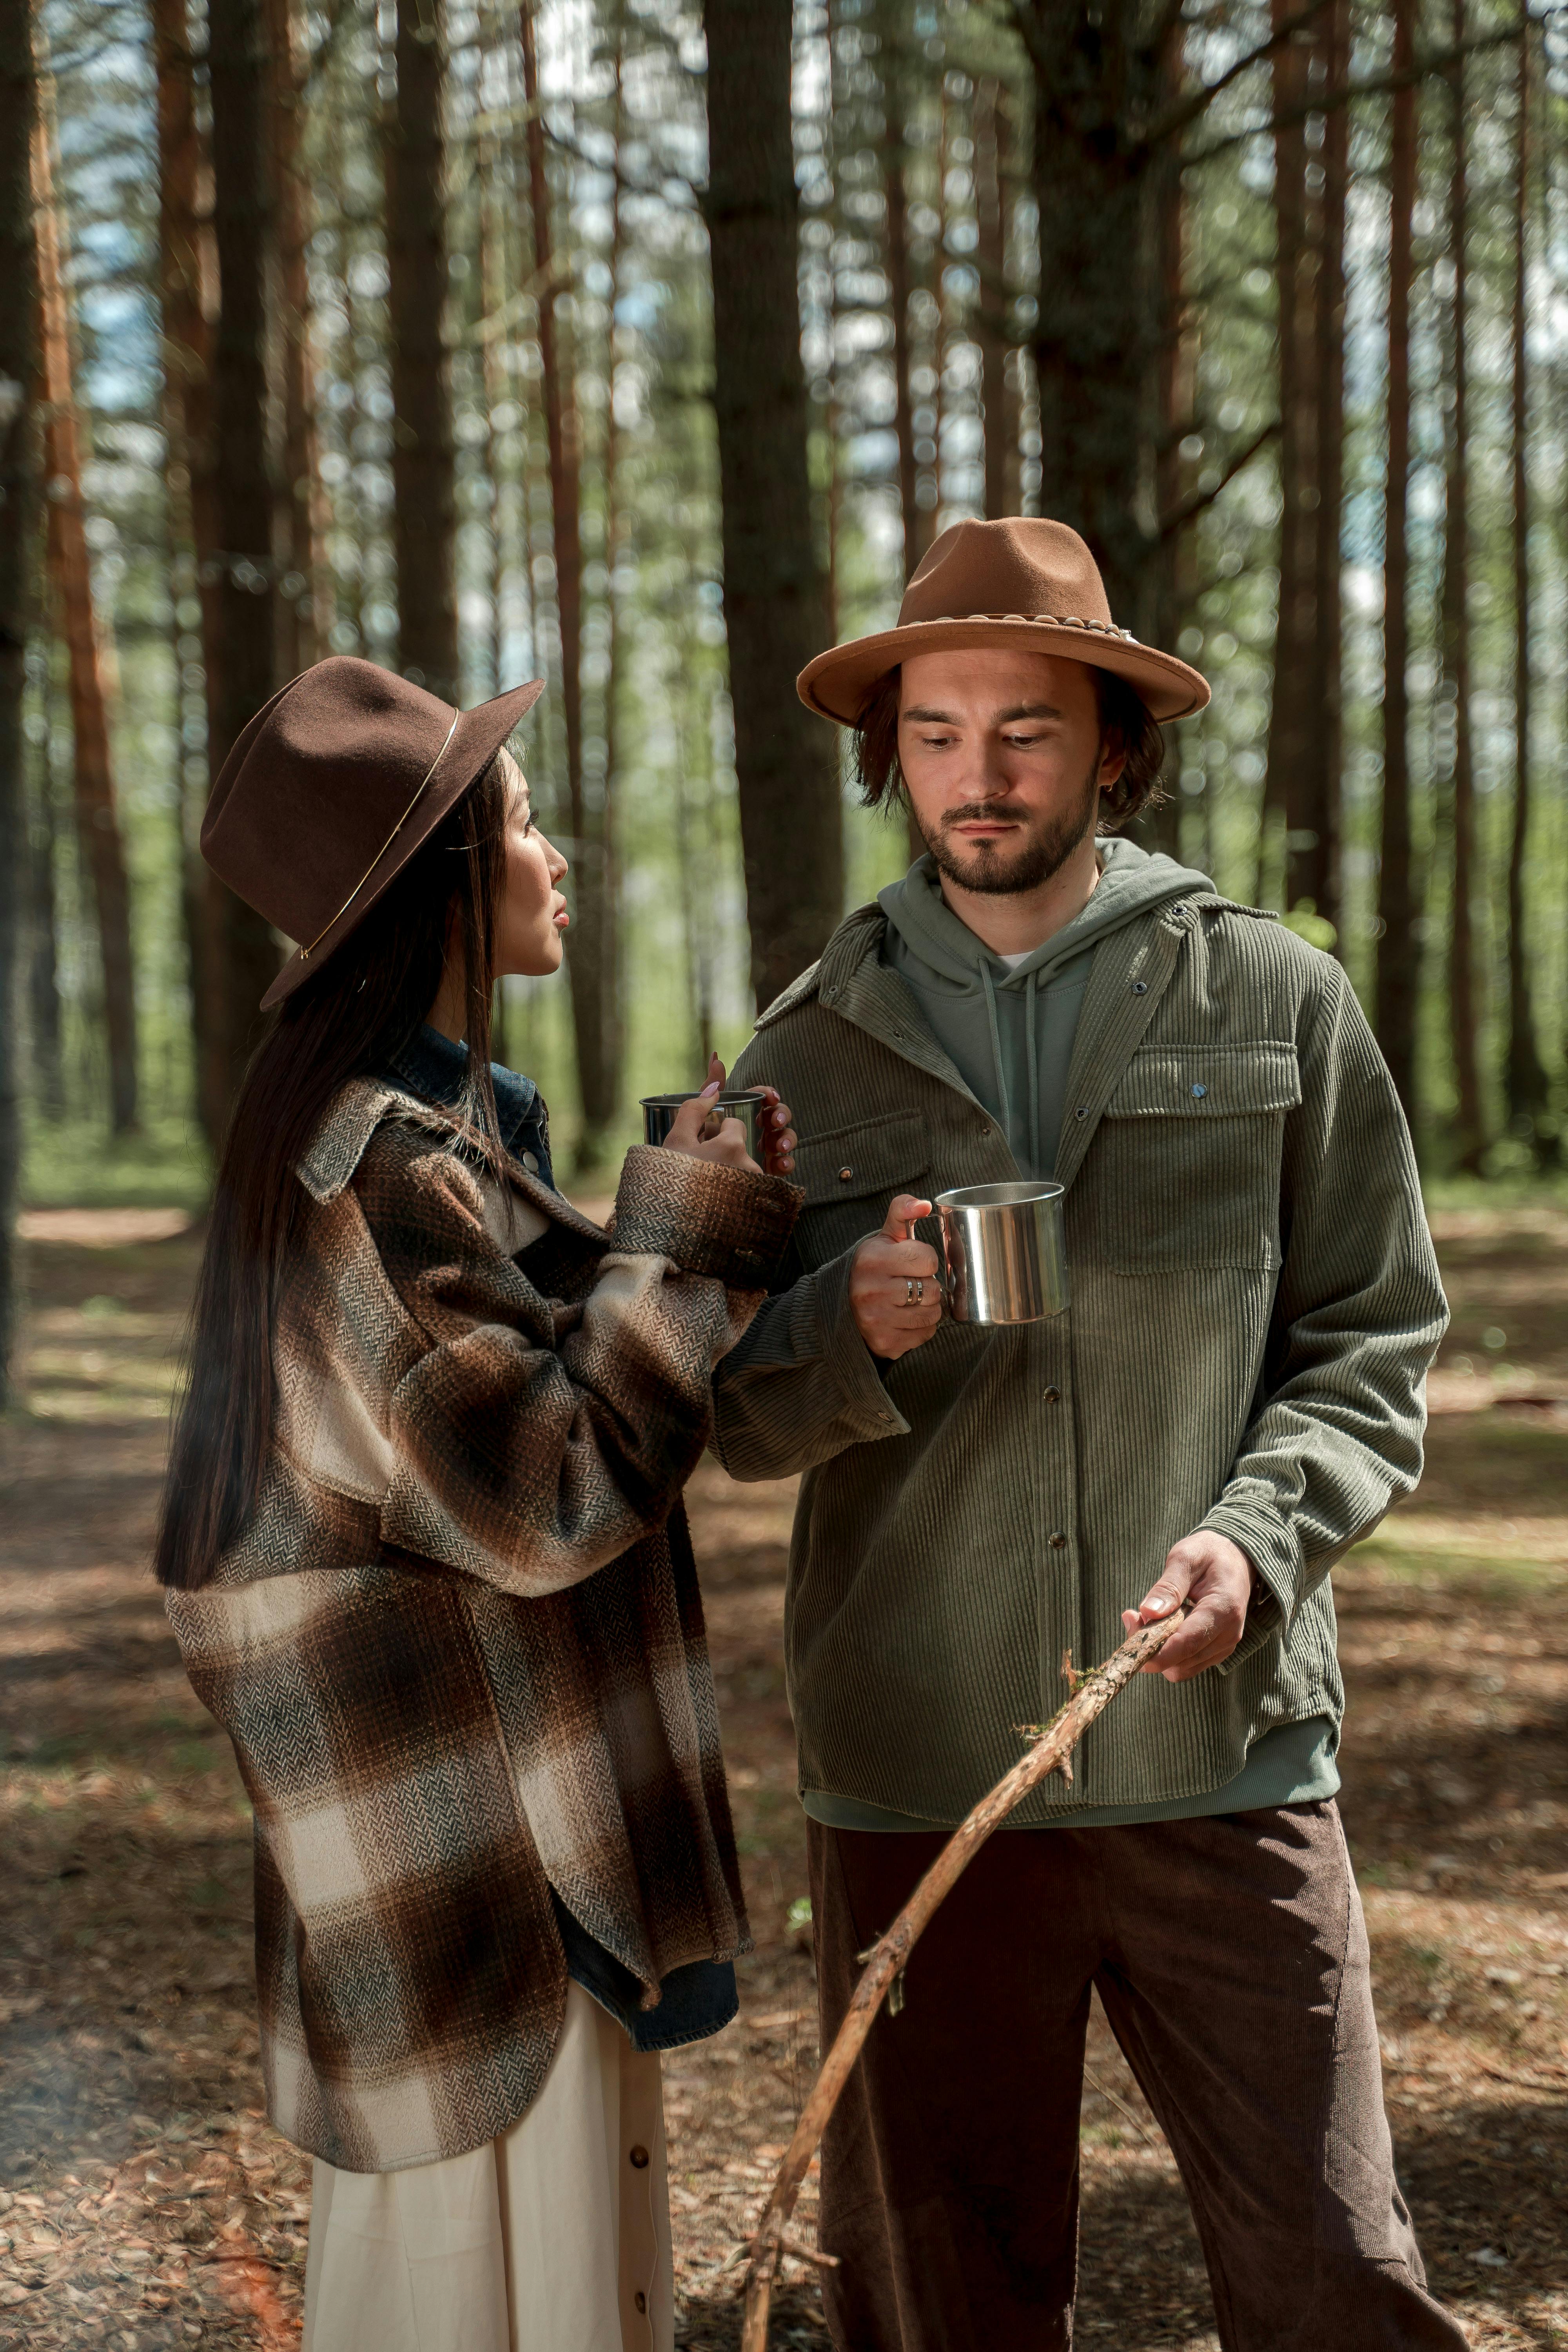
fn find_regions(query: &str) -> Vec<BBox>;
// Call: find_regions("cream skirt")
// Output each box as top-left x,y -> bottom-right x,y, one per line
301,1984 -> 674,2352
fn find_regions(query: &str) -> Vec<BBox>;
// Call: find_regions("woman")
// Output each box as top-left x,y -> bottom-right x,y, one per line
155,657 -> 800,2351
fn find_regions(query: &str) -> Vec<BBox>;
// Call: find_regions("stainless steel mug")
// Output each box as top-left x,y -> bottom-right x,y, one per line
934,1181 -> 1069,1325
640,1090 -> 768,1158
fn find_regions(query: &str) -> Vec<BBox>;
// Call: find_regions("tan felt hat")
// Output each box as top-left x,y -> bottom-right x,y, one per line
201,656 -> 544,1010
797,516 -> 1210,726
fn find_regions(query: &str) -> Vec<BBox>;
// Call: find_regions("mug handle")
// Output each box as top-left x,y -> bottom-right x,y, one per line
895,1201 -> 953,1314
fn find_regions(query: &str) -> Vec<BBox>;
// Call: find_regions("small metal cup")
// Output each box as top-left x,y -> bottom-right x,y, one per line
641,1090 -> 768,1158
935,1180 -> 1069,1325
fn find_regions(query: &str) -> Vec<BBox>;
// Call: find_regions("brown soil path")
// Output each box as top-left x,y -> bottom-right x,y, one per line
1,1204 -> 1564,2349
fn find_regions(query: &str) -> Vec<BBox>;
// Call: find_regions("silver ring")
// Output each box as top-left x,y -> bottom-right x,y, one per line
904,1276 -> 924,1307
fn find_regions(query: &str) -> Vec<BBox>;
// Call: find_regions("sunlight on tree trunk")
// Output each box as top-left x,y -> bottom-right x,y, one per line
0,0 -> 37,1408
1145,14 -> 1194,864
1375,0 -> 1419,1131
1306,0 -> 1348,947
32,75 -> 139,1136
387,0 -> 457,702
879,9 -> 919,586
267,0 -> 319,681
1442,0 -> 1484,1175
565,16 -> 626,1171
208,0 -> 283,1100
26,707 -> 64,1122
152,0 -> 222,1144
974,76 -> 1010,526
522,0 -> 584,895
1505,18 -> 1551,1162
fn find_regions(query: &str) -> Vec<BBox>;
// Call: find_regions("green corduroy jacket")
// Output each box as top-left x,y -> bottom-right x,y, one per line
715,890 -> 1448,1824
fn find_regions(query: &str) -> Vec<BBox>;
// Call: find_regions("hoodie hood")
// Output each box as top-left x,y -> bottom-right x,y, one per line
877,837 -> 1216,1176
879,835 -> 1214,988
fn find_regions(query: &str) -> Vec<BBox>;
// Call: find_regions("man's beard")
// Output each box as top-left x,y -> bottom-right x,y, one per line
915,761 -> 1102,898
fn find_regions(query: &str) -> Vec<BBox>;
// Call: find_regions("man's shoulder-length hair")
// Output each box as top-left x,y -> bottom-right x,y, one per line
848,664 -> 1168,831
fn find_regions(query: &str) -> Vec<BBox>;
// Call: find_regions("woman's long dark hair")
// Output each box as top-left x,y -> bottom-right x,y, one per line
156,755 -> 512,1592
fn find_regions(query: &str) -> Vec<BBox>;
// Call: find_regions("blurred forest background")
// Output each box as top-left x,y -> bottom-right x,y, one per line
3,0 -> 1568,1398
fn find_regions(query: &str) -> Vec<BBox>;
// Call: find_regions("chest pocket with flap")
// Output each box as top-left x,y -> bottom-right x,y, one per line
793,1109 -> 931,1270
1083,1041 -> 1301,1271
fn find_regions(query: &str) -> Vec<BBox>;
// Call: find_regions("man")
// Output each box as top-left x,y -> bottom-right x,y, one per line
714,517 -> 1460,2350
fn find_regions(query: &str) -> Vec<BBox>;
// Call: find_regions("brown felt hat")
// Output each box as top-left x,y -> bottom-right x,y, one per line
797,516 -> 1210,726
201,657 -> 544,1010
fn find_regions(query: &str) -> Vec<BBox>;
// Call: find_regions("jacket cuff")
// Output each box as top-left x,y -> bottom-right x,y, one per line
1199,1497 -> 1299,1674
612,1144 -> 801,1287
813,1245 -> 911,1439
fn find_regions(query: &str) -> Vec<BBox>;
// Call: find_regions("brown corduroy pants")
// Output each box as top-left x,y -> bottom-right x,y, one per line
807,1804 -> 1466,2352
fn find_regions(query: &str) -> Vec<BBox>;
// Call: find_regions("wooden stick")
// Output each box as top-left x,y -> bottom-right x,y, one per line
739,1602 -> 1191,2352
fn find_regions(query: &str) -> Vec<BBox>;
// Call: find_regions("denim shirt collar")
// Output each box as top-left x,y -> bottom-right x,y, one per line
385,1024 -> 554,1189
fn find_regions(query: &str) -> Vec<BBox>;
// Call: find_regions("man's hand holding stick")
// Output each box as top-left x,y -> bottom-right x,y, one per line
739,1600 -> 1193,2352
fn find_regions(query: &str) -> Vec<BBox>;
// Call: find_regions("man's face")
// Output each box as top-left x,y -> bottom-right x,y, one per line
897,648 -> 1125,897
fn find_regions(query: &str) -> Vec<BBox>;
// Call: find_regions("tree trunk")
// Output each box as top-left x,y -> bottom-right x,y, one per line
888,102 -> 924,868
1266,0 -> 1314,916
0,4 -> 38,1408
32,81 -> 140,1135
927,86 -> 947,563
386,0 -> 457,701
881,27 -> 919,582
703,0 -> 842,1013
1442,0 -> 1483,1172
266,0 -> 318,681
1504,20 -> 1550,1155
151,0 -> 223,1142
208,0 -> 283,1096
1023,1 -> 1157,626
1145,13 -> 1192,861
1306,0 -> 1348,942
673,648 -> 717,1075
565,25 -> 626,1170
521,1 -> 583,882
26,701 -> 64,1118
974,76 -> 1010,523
1375,0 -> 1418,1130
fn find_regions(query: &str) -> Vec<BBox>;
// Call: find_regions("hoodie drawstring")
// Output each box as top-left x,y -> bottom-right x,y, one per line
983,960 -> 1044,1176
979,960 -> 1013,1156
1026,972 -> 1041,1176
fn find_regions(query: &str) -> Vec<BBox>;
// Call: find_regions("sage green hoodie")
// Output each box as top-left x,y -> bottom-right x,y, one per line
879,837 -> 1217,1180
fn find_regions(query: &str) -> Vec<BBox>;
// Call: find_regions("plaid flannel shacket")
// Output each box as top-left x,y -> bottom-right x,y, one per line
164,1079 -> 800,2174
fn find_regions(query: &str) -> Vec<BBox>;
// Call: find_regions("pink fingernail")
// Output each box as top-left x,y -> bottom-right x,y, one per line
700,1080 -> 721,1099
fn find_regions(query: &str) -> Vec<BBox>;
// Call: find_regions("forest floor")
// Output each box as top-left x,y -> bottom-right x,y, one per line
0,1197 -> 1564,2350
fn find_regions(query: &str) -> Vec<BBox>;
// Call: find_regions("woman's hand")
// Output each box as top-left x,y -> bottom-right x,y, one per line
661,1080 -> 760,1172
703,1052 -> 798,1178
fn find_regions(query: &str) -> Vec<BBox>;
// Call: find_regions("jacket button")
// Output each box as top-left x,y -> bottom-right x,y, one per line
838,1165 -> 854,1181
1074,1106 -> 1089,1119
635,2290 -> 648,2313
522,1150 -> 539,1172
1049,1532 -> 1069,1550
630,2145 -> 650,2169
1191,1083 -> 1207,1099
1044,1386 -> 1062,1405
1132,981 -> 1147,995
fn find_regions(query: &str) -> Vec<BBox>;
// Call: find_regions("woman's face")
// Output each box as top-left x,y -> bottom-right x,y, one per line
492,747 -> 568,977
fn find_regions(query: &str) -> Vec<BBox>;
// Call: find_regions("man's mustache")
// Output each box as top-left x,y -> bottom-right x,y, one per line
939,802 -> 1022,830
